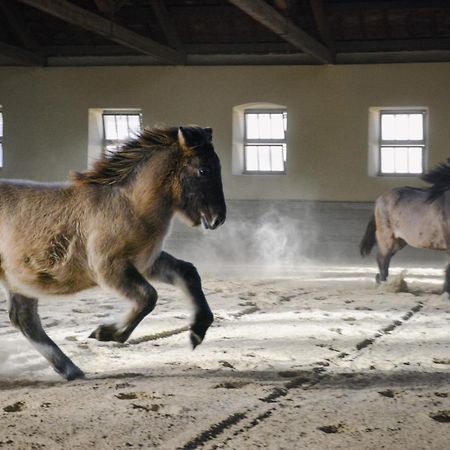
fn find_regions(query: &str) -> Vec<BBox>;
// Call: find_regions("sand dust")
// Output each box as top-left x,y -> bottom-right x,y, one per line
0,265 -> 449,449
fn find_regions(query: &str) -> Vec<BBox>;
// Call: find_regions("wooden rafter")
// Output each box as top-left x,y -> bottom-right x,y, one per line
229,0 -> 333,64
17,0 -> 184,64
150,0 -> 184,52
309,0 -> 334,50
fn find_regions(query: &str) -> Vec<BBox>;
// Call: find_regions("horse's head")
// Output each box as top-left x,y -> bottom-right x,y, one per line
175,126 -> 226,230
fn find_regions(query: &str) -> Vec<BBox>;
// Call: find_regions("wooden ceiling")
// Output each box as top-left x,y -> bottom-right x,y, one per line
1,0 -> 450,66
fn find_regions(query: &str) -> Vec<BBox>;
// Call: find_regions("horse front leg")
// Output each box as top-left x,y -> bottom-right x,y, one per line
8,293 -> 84,381
148,251 -> 213,348
89,261 -> 158,343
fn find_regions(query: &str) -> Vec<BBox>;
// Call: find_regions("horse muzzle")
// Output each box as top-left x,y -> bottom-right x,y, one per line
201,211 -> 226,230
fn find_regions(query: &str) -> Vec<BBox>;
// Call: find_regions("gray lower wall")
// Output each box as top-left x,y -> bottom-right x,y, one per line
164,200 -> 447,273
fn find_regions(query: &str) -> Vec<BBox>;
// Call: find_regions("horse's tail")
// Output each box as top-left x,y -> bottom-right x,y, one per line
360,214 -> 377,256
422,158 -> 450,201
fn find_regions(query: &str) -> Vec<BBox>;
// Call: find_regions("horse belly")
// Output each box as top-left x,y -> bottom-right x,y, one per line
2,261 -> 95,297
394,214 -> 446,250
0,238 -> 95,296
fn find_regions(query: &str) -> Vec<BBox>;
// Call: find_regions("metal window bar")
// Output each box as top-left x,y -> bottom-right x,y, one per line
243,110 -> 287,173
0,111 -> 3,167
102,112 -> 142,154
378,110 -> 427,175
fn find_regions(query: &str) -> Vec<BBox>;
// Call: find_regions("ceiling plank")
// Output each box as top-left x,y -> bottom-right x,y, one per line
93,0 -> 113,14
94,0 -> 127,15
150,0 -> 185,53
0,41 -> 45,65
17,0 -> 184,64
0,0 -> 39,50
229,0 -> 333,64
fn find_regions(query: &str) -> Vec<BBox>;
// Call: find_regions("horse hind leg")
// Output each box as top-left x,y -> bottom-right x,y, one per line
376,238 -> 406,283
8,293 -> 84,381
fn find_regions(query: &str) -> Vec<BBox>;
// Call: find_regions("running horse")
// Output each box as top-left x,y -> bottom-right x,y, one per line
0,126 -> 226,380
360,159 -> 450,291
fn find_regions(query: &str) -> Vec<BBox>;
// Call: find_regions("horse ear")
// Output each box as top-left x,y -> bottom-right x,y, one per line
178,126 -> 187,149
204,127 -> 212,141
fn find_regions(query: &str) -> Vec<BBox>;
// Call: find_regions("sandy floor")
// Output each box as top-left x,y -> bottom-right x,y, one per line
0,265 -> 450,449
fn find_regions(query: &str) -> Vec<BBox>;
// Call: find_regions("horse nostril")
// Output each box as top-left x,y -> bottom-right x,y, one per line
211,214 -> 225,229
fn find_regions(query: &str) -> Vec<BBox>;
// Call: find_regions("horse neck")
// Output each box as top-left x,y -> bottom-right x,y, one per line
124,152 -> 177,223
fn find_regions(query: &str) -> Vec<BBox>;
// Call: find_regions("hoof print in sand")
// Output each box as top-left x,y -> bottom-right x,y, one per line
378,389 -> 395,398
318,423 -> 345,434
3,401 -> 26,413
115,392 -> 138,400
430,410 -> 450,423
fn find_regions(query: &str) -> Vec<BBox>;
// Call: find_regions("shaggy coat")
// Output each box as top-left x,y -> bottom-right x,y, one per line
360,158 -> 450,288
0,126 -> 226,380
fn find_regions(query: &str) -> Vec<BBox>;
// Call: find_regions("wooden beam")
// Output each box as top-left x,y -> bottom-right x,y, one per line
150,0 -> 185,52
327,0 -> 449,13
229,0 -> 333,64
0,41 -> 45,65
309,0 -> 334,50
336,37 -> 450,52
17,0 -> 184,64
43,43 -> 294,57
0,0 -> 39,50
43,50 -> 450,67
45,52 -> 317,67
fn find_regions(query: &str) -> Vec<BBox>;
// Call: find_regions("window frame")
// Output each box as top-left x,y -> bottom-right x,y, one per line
0,108 -> 3,168
377,109 -> 427,177
243,108 -> 287,175
102,110 -> 143,154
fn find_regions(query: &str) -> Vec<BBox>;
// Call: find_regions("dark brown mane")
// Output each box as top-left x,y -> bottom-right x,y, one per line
71,126 -> 179,186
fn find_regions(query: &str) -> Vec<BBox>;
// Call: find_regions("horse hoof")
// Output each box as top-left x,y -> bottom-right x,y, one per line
57,364 -> 85,381
65,366 -> 85,381
89,324 -> 118,342
375,274 -> 381,284
190,331 -> 203,349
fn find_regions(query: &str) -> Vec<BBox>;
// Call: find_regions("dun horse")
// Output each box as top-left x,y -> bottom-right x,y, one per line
0,126 -> 226,380
360,159 -> 450,290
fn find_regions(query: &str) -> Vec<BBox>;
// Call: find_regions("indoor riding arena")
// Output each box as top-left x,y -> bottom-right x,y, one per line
1,1 -> 450,449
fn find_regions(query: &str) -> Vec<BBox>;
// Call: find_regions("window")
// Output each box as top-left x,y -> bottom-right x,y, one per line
378,110 -> 427,175
102,111 -> 142,153
0,108 -> 3,167
244,110 -> 287,173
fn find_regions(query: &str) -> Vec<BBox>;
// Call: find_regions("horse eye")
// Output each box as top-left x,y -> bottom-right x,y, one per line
198,167 -> 209,177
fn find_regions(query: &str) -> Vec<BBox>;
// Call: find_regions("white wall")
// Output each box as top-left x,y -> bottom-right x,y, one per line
0,63 -> 449,201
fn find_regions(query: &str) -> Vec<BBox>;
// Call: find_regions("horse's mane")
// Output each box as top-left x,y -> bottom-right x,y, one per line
422,158 -> 450,201
71,126 -> 179,186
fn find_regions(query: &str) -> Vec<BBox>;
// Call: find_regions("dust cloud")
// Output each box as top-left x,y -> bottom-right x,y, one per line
165,205 -> 320,276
